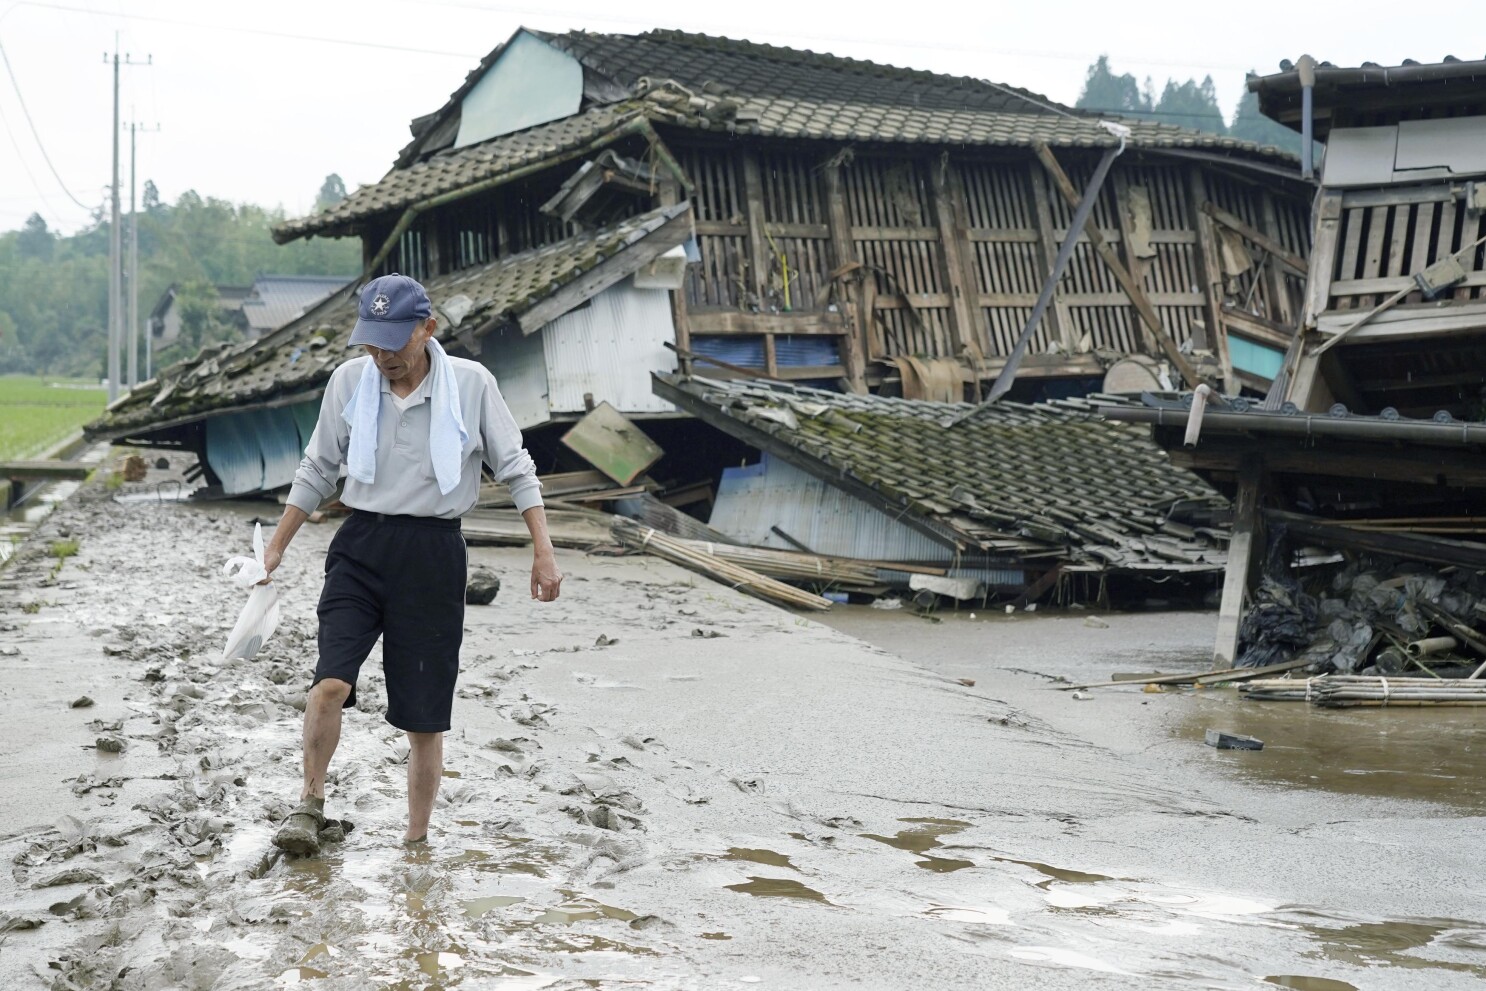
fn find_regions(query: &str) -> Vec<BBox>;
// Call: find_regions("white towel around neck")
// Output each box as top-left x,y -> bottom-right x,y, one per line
341,338 -> 468,496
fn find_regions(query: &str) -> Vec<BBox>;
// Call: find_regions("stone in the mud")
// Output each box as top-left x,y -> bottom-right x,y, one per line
594,633 -> 618,647
0,912 -> 45,932
154,457 -> 170,470
94,736 -> 125,753
691,628 -> 725,638
586,805 -> 640,831
71,695 -> 94,708
466,568 -> 501,605
33,867 -> 104,889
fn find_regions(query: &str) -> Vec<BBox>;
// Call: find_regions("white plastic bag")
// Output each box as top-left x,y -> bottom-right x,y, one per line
221,523 -> 280,660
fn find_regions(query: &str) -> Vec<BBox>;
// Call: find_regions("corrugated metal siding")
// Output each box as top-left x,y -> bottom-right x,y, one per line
542,283 -> 678,415
690,334 -> 839,368
479,324 -> 552,430
709,454 -> 955,562
205,407 -> 310,495
205,413 -> 264,495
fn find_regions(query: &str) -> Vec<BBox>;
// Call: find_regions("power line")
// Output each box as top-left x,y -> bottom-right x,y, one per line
0,37 -> 93,210
16,1 -> 481,59
0,92 -> 63,227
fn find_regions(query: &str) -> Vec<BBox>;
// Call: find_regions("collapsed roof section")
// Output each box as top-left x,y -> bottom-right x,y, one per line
654,374 -> 1228,573
275,27 -> 1300,245
88,203 -> 693,442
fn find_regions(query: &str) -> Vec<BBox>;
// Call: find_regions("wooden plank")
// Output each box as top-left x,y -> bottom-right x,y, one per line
656,177 -> 692,374
741,151 -> 770,309
1220,306 -> 1294,350
848,225 -> 939,242
693,220 -> 831,239
516,210 -> 694,333
1025,160 -> 1072,350
687,311 -> 846,335
763,333 -> 778,377
1169,445 -> 1486,489
1258,192 -> 1297,328
0,460 -> 91,482
1187,170 -> 1234,392
1266,510 -> 1486,570
1061,657 -> 1312,692
1314,298 -> 1486,341
1200,201 -> 1309,278
1331,269 -> 1486,296
821,160 -> 867,393
966,228 -> 1040,243
873,293 -> 952,309
1033,143 -> 1201,387
1214,453 -> 1264,669
927,155 -> 974,358
1341,185 -> 1456,209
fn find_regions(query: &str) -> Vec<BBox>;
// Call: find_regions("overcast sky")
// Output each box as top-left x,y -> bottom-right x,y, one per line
0,0 -> 1466,235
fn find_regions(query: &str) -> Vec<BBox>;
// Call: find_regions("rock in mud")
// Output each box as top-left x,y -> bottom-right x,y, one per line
466,568 -> 501,605
94,736 -> 125,753
33,867 -> 104,889
71,695 -> 94,708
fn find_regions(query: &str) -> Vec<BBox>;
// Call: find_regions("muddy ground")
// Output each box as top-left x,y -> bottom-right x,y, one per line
1,471 -> 1484,991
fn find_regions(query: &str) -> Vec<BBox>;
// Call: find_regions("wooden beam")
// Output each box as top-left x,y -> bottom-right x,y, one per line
1032,142 -> 1202,389
1200,201 -> 1309,278
926,154 -> 975,359
741,151 -> 770,309
1025,159 -> 1071,351
1186,169 -> 1235,393
1302,191 -> 1344,330
1266,510 -> 1486,570
516,209 -> 693,333
1214,453 -> 1264,670
1258,193 -> 1298,329
1220,306 -> 1294,351
656,177 -> 692,375
0,460 -> 91,482
821,159 -> 868,393
687,311 -> 847,336
1169,444 -> 1486,489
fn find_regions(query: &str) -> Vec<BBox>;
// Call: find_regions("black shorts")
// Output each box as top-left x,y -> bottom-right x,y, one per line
314,511 -> 467,733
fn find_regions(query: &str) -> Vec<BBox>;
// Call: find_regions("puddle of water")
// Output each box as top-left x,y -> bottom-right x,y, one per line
275,966 -> 328,984
299,943 -> 339,964
725,876 -> 830,903
862,818 -> 973,872
1265,978 -> 1358,991
534,894 -> 638,924
722,847 -> 796,870
412,950 -> 464,977
1293,915 -> 1486,976
1182,702 -> 1486,811
700,932 -> 732,940
995,858 -> 1113,886
442,769 -> 462,778
461,895 -> 524,918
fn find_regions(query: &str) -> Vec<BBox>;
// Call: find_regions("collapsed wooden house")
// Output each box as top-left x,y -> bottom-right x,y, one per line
1106,56 -> 1486,665
86,27 -> 1314,492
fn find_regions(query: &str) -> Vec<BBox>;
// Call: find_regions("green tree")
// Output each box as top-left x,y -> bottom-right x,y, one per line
17,213 -> 54,260
1076,56 -> 1151,115
1154,76 -> 1226,135
142,179 -> 162,213
315,174 -> 347,212
1230,76 -> 1304,155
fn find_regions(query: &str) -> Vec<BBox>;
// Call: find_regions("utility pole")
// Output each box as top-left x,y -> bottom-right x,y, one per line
103,42 -> 151,399
126,119 -> 160,387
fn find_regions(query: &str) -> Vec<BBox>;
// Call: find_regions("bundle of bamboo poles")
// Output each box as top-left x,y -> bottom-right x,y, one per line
1242,675 -> 1486,707
671,540 -> 881,588
612,517 -> 833,612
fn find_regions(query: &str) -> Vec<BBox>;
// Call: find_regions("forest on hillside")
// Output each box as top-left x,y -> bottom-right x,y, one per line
0,176 -> 358,378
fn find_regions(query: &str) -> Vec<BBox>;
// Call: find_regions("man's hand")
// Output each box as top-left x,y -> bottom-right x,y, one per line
259,545 -> 283,585
531,553 -> 562,602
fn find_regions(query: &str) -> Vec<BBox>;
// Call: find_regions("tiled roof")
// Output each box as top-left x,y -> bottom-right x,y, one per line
91,204 -> 690,439
274,28 -> 1297,244
242,276 -> 351,333
274,103 -> 652,243
656,375 -> 1227,572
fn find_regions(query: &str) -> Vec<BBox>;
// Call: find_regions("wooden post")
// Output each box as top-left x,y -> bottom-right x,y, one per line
1186,168 -> 1235,393
1035,143 -> 1202,388
1258,192 -> 1297,329
1111,170 -> 1151,355
741,151 -> 774,376
1214,453 -> 1265,669
656,177 -> 693,375
1282,190 -> 1343,408
821,158 -> 868,393
926,154 -> 976,362
1025,159 -> 1072,351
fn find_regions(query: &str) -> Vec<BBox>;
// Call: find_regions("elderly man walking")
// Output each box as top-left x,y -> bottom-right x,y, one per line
261,273 -> 560,855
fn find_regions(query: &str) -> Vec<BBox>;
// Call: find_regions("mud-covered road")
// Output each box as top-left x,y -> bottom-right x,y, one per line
1,474 -> 1483,990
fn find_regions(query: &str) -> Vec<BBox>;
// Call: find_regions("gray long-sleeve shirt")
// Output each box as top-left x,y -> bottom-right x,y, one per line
286,354 -> 543,519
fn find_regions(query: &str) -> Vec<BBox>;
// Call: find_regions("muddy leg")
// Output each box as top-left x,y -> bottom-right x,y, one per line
405,731 -> 443,842
302,678 -> 351,801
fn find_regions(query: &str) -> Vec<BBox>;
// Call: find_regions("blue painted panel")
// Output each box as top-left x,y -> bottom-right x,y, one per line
205,413 -> 264,495
1230,336 -> 1285,381
456,31 -> 582,148
290,400 -> 320,450
691,334 -> 841,369
246,408 -> 306,491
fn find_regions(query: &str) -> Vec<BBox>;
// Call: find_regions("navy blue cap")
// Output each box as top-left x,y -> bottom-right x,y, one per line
348,273 -> 433,351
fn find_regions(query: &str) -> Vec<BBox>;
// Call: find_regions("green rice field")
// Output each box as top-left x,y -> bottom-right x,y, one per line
0,375 -> 108,461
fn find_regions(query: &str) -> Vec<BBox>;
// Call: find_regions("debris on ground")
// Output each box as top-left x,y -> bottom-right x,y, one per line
1204,729 -> 1263,750
466,567 -> 501,605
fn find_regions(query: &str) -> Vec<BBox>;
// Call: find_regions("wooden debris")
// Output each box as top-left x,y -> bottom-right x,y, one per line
1204,729 -> 1263,750
612,517 -> 832,612
1241,675 -> 1486,706
1059,657 -> 1312,691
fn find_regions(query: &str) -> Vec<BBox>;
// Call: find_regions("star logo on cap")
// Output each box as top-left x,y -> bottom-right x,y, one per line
370,293 -> 391,316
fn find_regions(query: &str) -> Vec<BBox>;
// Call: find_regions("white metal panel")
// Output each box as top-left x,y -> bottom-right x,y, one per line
478,324 -> 551,430
456,30 -> 582,148
1321,126 -> 1398,187
709,454 -> 955,563
541,283 -> 678,415
1396,117 -> 1486,178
